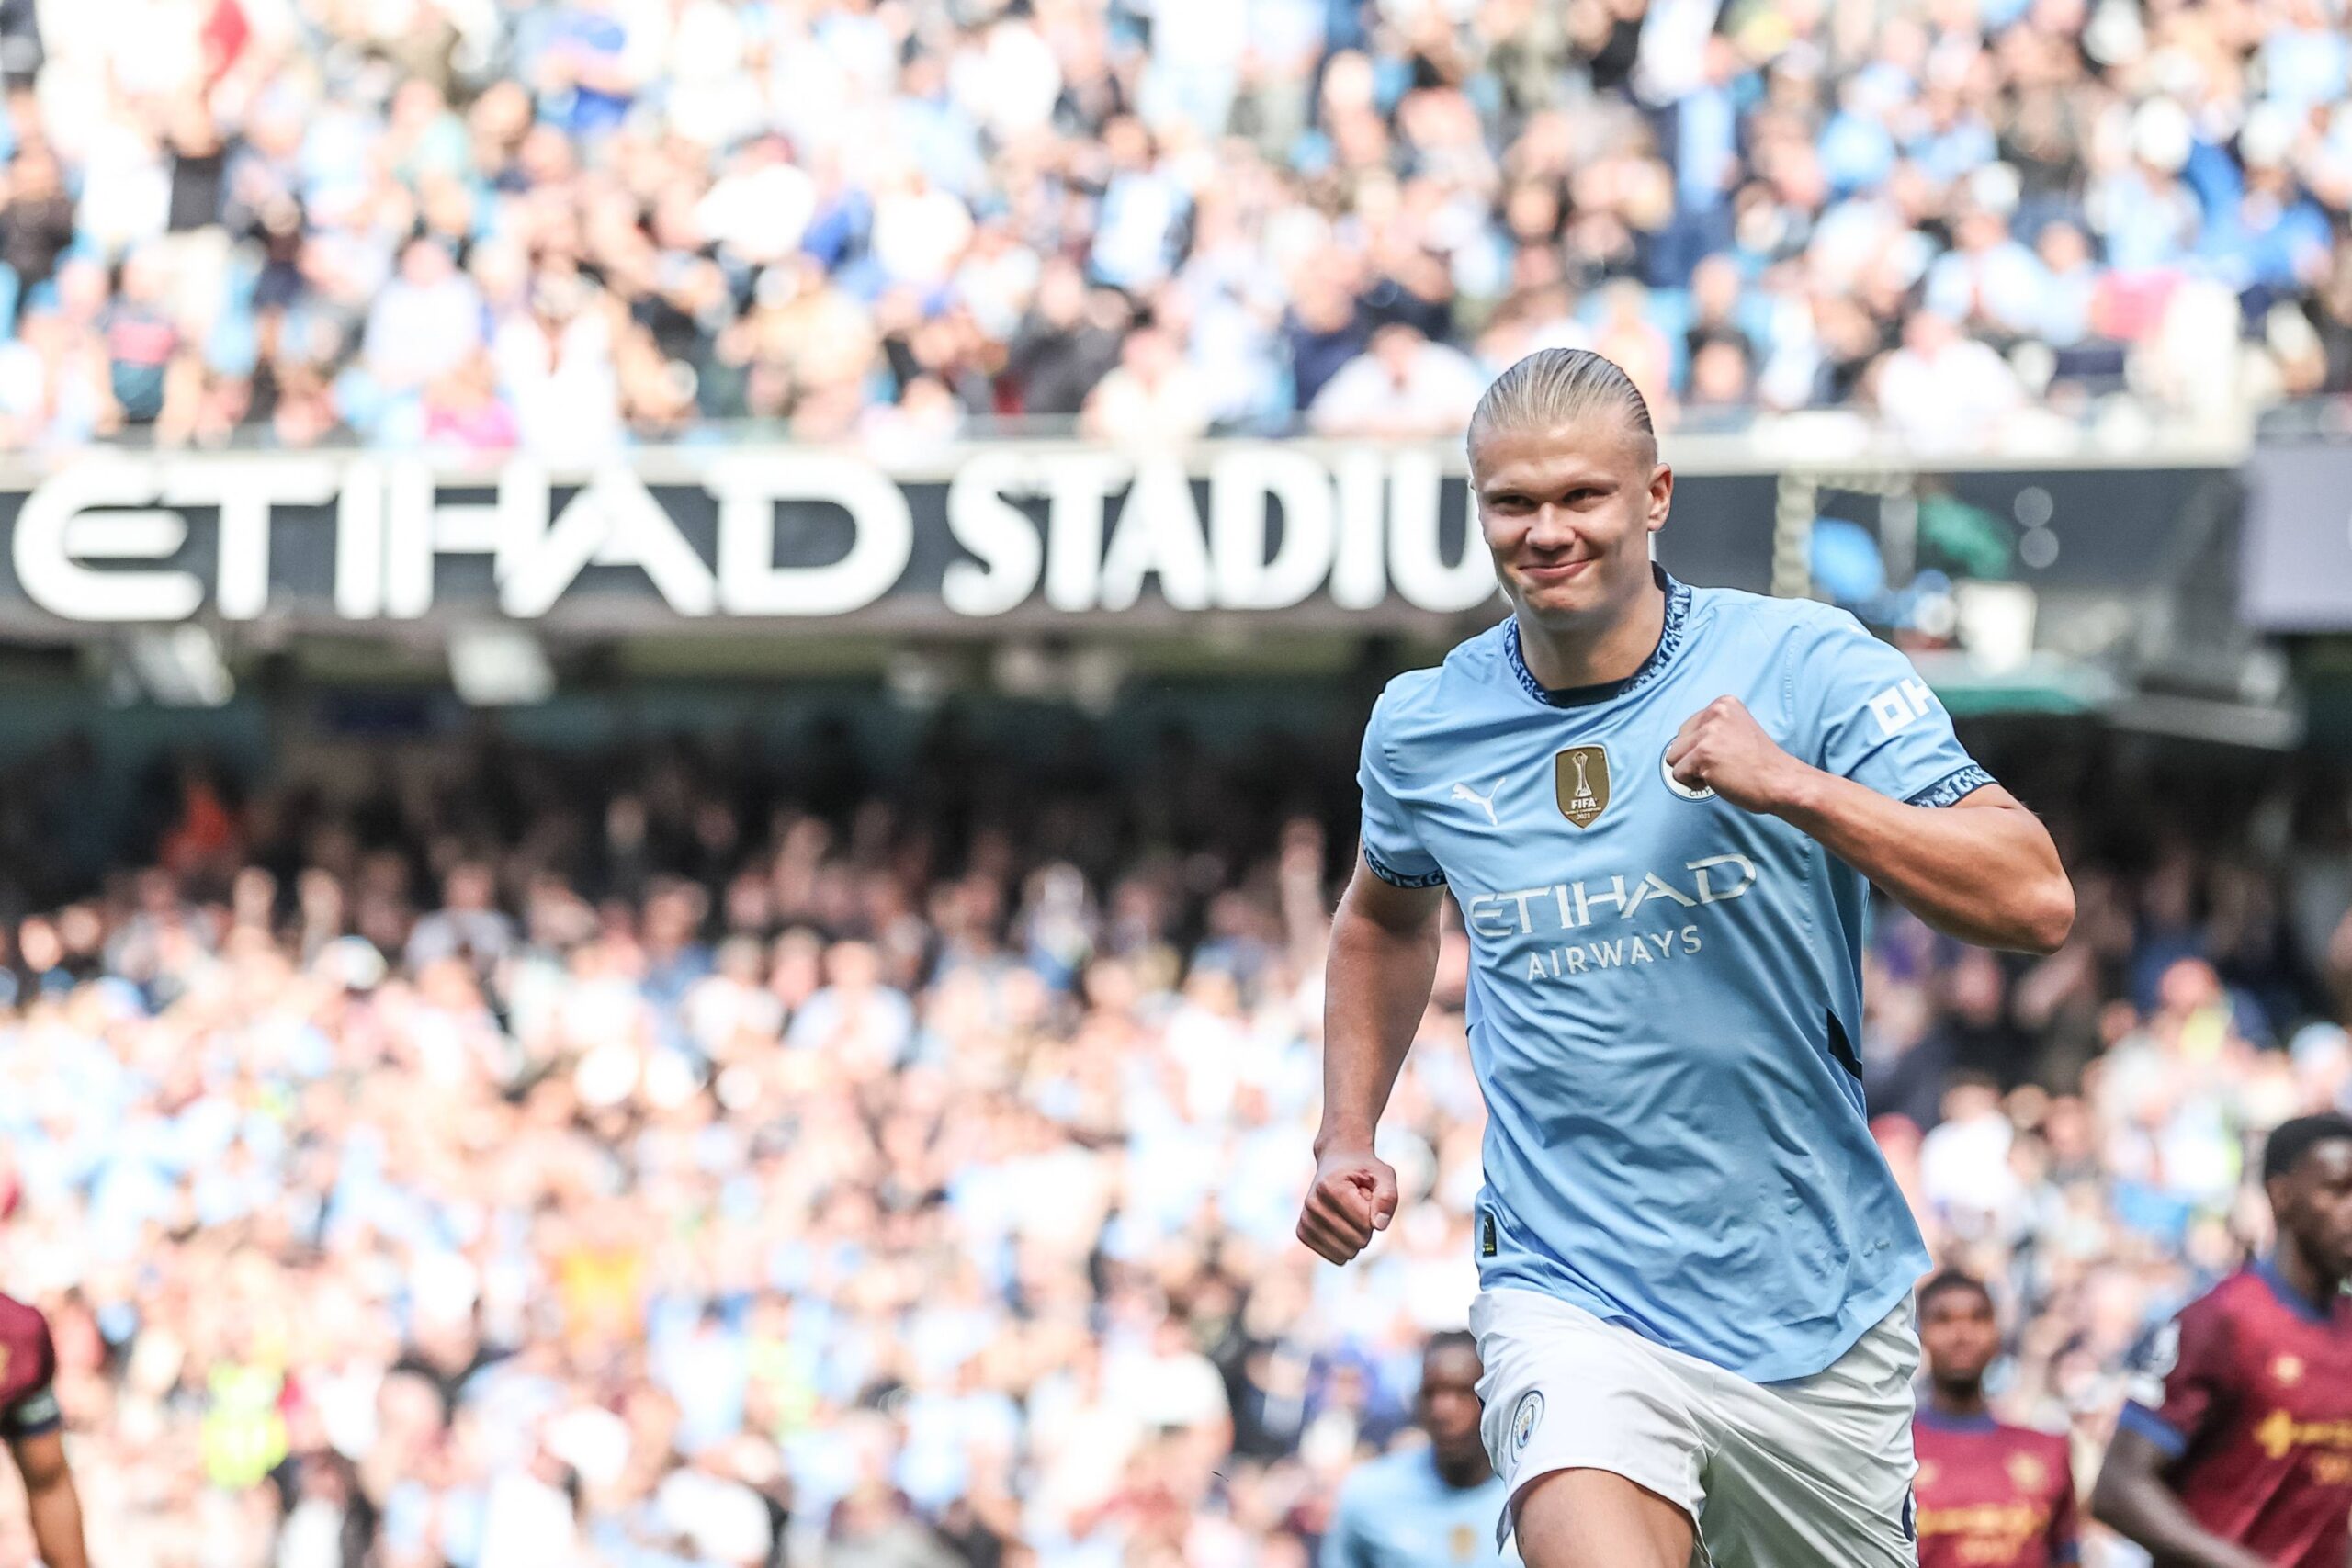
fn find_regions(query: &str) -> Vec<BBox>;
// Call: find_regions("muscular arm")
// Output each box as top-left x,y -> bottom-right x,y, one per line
1667,696 -> 2074,953
2090,1427 -> 2271,1568
1772,774 -> 2072,953
9,1429 -> 88,1568
1296,856 -> 1444,1265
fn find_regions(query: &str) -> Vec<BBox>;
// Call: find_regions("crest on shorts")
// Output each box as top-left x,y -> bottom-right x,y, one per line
1509,1390 -> 1544,1457
1555,746 -> 1611,829
2006,1451 -> 2048,1493
2272,1353 -> 2305,1387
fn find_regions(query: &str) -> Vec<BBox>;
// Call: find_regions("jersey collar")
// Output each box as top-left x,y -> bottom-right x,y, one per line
2253,1255 -> 2340,1325
1504,566 -> 1690,709
1915,1407 -> 2001,1435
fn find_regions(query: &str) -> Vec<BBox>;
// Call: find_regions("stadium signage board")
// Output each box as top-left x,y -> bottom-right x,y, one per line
0,446 -> 1501,629
0,440 -> 2233,635
2244,444 -> 2352,630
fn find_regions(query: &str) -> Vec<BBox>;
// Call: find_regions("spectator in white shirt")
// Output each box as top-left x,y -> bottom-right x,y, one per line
364,238 -> 484,396
1306,322 -> 1485,438
1871,308 -> 2024,452
1079,324 -> 1212,446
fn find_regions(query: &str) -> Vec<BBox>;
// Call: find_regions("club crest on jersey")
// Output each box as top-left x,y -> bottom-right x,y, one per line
1510,1390 -> 1544,1456
2006,1451 -> 2048,1492
2272,1353 -> 2304,1387
1661,747 -> 1714,801
1555,746 -> 1611,828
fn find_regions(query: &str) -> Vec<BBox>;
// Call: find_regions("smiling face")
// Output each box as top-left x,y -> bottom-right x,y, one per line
1469,411 -> 1672,627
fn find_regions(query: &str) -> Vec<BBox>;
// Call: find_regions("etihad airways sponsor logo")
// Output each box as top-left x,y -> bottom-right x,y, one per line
1461,855 -> 1763,984
1459,855 -> 1760,940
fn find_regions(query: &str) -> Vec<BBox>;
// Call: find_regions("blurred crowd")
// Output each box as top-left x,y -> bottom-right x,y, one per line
0,0 -> 2350,456
0,714 -> 2348,1568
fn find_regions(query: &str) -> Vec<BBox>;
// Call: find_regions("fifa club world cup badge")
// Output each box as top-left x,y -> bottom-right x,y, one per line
1555,746 -> 1611,829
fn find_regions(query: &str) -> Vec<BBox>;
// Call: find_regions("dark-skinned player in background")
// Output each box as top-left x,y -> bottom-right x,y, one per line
2092,1111 -> 2352,1568
1910,1270 -> 2079,1568
0,1291 -> 88,1568
1321,1331 -> 1515,1568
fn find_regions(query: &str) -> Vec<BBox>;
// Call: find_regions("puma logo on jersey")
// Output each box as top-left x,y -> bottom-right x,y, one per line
1451,778 -> 1503,825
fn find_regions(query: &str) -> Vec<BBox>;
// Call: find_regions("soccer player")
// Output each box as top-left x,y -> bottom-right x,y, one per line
1321,1331 -> 1515,1568
1295,347 -> 2074,1568
1910,1270 -> 2079,1568
2091,1111 -> 2352,1568
0,1291 -> 87,1568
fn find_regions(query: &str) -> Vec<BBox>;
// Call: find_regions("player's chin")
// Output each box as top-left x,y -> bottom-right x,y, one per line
1511,572 -> 1600,615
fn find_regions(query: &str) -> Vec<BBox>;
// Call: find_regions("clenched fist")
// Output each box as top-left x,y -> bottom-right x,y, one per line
1297,1145 -> 1399,1264
1664,695 -> 1811,814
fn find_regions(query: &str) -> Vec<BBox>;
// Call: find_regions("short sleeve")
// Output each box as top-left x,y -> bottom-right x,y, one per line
1358,695 -> 1444,889
2116,1300 -> 2230,1461
1,1314 -> 61,1440
1799,613 -> 1993,808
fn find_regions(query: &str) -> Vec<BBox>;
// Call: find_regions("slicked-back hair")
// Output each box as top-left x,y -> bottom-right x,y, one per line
1468,347 -> 1657,468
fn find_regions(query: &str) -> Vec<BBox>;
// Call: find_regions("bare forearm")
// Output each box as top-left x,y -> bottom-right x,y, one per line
28,1474 -> 87,1568
2092,1439 -> 2270,1568
1771,771 -> 2073,953
1665,698 -> 2071,953
1316,901 -> 1440,1153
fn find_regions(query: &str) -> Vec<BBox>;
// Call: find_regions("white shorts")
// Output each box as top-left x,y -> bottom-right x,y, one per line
1470,1287 -> 1920,1568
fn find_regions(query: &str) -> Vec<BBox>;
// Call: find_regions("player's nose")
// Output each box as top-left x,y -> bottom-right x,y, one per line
1523,505 -> 1581,551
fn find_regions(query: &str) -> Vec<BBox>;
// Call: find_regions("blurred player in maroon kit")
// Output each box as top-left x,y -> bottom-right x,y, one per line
2093,1111 -> 2352,1568
0,1291 -> 86,1568
1910,1270 -> 2079,1568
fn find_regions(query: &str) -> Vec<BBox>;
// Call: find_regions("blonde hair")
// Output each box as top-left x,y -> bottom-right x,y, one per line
1468,347 -> 1656,464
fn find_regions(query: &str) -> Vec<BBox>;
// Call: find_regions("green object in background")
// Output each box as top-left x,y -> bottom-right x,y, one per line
1909,653 -> 2117,717
1917,494 -> 2016,581
201,1362 -> 288,1489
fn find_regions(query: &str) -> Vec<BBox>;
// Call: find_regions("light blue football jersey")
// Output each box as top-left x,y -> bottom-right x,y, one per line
1360,569 -> 1985,1383
1321,1447 -> 1517,1568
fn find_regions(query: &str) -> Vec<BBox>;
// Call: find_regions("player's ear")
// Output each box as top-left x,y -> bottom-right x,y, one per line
2262,1169 -> 2292,1217
1646,463 -> 1673,532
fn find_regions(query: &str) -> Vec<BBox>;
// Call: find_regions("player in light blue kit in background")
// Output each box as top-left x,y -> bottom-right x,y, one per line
1322,1332 -> 1517,1568
1295,347 -> 2075,1568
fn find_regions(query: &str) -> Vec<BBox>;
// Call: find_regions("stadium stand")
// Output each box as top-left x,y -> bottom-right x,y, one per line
0,0 -> 2349,453
4,0 -> 2352,1563
0,719 -> 2346,1566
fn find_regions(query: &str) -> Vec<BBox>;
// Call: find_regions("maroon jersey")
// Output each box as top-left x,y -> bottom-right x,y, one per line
2118,1261 -> 2352,1568
0,1292 -> 61,1440
1912,1410 -> 2079,1568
